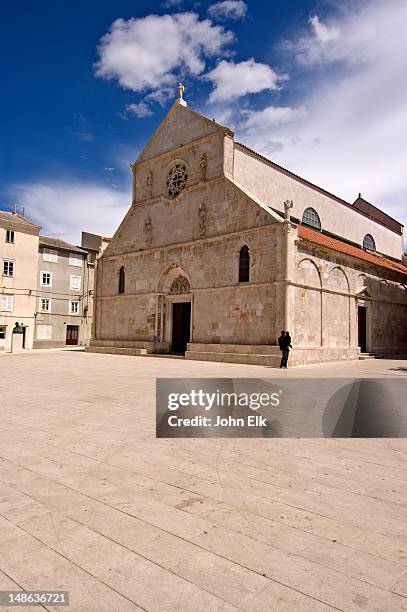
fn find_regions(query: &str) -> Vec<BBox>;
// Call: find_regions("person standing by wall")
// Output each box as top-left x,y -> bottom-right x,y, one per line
282,331 -> 292,368
278,331 -> 286,369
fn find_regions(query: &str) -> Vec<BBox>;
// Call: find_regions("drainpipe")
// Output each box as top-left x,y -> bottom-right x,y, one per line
282,200 -> 294,334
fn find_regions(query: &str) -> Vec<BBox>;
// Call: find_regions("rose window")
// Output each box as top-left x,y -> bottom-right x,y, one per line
167,163 -> 187,197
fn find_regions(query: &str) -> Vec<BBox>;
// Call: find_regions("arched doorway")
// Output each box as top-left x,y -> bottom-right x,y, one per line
156,264 -> 192,354
169,275 -> 191,353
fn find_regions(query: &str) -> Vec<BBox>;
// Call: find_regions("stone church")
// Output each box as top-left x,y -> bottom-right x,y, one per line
89,87 -> 407,366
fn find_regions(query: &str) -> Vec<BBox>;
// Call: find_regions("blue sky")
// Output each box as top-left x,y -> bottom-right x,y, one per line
1,0 -> 406,244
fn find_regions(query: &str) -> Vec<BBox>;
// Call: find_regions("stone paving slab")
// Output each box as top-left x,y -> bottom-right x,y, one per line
0,351 -> 407,611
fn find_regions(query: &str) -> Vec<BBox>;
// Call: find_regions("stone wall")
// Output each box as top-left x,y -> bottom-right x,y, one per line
292,235 -> 407,356
233,144 -> 403,260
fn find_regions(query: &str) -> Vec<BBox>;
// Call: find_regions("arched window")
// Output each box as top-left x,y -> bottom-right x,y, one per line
118,266 -> 125,294
302,207 -> 321,230
363,234 -> 376,251
239,245 -> 250,282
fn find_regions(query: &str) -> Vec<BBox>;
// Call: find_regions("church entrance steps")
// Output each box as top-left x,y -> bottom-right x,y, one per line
90,338 -> 157,355
185,351 -> 281,367
187,343 -> 281,356
89,339 -> 154,350
86,346 -> 148,356
359,353 -> 377,360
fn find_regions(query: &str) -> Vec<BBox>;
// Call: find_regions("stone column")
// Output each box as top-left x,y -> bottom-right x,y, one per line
275,208 -> 295,342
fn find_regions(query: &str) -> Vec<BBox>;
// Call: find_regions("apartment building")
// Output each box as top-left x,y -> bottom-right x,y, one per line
0,211 -> 40,351
1,208 -> 108,351
34,236 -> 91,348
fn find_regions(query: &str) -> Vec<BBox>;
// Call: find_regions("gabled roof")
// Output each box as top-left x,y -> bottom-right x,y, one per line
40,235 -> 88,254
0,210 -> 40,229
136,99 -> 233,164
352,195 -> 403,234
235,142 -> 403,236
298,225 -> 407,276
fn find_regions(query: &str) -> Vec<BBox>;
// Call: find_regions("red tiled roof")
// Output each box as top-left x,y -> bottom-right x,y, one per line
298,225 -> 407,277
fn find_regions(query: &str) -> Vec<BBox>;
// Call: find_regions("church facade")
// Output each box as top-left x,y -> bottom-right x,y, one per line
89,90 -> 407,366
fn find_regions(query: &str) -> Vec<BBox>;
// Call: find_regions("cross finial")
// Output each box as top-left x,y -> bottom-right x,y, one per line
177,82 -> 187,106
178,82 -> 184,100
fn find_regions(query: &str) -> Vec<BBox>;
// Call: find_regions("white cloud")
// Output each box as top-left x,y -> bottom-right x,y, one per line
94,12 -> 234,95
161,0 -> 184,7
207,1 -> 247,21
238,0 -> 407,231
12,180 -> 129,244
206,58 -> 286,102
241,105 -> 307,130
309,15 -> 340,44
125,102 -> 153,118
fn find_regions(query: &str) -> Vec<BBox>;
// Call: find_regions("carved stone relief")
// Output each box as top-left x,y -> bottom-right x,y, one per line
143,216 -> 152,247
169,275 -> 190,294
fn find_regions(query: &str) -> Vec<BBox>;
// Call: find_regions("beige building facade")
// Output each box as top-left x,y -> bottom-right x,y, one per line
90,93 -> 407,366
0,211 -> 40,351
0,211 -> 107,352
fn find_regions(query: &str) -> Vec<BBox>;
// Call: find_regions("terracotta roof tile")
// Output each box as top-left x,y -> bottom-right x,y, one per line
298,225 -> 407,277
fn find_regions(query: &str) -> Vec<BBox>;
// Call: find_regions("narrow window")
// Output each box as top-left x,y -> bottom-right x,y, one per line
43,248 -> 58,263
1,295 -> 13,312
2,260 -> 14,276
302,207 -> 321,230
69,252 -> 83,267
239,246 -> 250,283
37,325 -> 52,340
363,234 -> 376,251
39,298 -> 51,312
0,325 -> 6,340
70,275 -> 81,290
5,230 -> 14,243
41,271 -> 52,286
70,300 -> 80,315
119,266 -> 125,294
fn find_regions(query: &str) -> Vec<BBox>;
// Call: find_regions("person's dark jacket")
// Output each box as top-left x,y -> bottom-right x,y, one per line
284,334 -> 292,350
278,335 -> 285,350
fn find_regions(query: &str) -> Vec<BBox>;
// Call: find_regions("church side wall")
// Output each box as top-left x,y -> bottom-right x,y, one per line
234,145 -> 403,260
291,240 -> 407,362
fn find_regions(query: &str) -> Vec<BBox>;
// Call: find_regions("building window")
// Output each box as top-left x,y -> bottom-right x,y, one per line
1,295 -> 13,312
41,271 -> 52,286
43,248 -> 58,263
302,207 -> 321,230
118,266 -> 125,294
70,300 -> 80,315
0,325 -> 6,340
3,260 -> 14,276
69,252 -> 83,267
363,234 -> 376,251
37,325 -> 52,340
5,230 -> 14,243
70,275 -> 81,290
239,245 -> 250,283
39,298 -> 51,312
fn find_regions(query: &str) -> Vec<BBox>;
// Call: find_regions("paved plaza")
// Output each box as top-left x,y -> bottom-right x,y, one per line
1,350 -> 407,611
